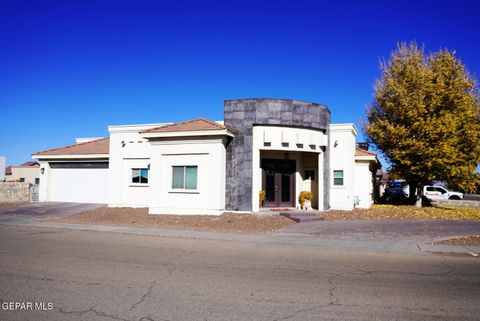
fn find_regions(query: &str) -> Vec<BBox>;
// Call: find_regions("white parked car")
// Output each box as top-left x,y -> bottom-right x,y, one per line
423,186 -> 464,200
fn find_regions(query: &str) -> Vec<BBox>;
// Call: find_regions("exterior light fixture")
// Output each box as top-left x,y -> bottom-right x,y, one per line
41,168 -> 45,175
334,140 -> 338,147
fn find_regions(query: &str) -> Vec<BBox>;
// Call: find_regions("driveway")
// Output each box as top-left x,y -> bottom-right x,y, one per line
0,202 -> 106,224
278,219 -> 480,243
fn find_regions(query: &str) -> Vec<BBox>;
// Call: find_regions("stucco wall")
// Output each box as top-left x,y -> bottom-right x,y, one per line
6,167 -> 39,185
251,126 -> 327,211
224,98 -> 331,211
0,157 -> 5,181
329,124 -> 357,210
148,138 -> 227,214
354,161 -> 374,208
108,124 -> 162,207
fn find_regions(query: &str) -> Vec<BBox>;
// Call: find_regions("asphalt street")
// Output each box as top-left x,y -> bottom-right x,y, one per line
0,224 -> 479,321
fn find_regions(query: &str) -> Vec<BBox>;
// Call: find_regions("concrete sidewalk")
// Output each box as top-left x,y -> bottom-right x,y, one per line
1,203 -> 479,256
7,219 -> 479,257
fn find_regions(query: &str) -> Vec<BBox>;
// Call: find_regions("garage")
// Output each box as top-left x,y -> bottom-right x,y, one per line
49,162 -> 109,203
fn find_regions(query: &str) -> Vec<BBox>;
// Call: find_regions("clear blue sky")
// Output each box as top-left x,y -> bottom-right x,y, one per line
1,0 -> 479,166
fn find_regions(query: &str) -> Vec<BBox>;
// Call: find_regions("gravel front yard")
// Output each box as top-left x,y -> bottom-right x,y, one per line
56,207 -> 295,234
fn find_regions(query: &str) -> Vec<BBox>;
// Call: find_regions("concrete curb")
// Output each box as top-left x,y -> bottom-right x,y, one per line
418,243 -> 480,255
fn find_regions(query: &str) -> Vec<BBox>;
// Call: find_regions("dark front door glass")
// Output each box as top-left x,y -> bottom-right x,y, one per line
265,171 -> 276,202
281,173 -> 291,202
262,159 -> 295,207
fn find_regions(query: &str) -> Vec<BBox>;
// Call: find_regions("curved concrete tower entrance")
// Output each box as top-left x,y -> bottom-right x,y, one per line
224,98 -> 331,212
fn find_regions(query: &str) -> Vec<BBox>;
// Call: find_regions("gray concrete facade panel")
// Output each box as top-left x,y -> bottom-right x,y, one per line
224,98 -> 331,211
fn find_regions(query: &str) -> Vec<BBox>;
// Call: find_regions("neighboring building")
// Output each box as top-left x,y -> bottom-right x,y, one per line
5,161 -> 40,185
354,147 -> 380,208
0,156 -> 5,181
32,98 -> 379,214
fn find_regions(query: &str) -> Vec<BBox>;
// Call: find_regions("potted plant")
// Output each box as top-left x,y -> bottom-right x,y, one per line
298,191 -> 313,210
259,190 -> 266,208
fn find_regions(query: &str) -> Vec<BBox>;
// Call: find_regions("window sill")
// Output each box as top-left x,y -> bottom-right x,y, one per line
129,184 -> 150,187
169,189 -> 200,194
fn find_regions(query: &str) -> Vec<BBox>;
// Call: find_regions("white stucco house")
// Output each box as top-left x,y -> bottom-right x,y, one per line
32,98 -> 379,214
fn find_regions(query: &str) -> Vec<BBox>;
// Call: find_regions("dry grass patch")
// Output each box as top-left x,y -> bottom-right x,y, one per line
56,207 -> 294,234
323,204 -> 480,221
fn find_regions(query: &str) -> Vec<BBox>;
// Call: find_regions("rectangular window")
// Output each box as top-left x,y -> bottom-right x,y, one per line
333,170 -> 344,186
35,178 -> 40,185
19,177 -> 25,182
132,168 -> 148,184
172,166 -> 198,190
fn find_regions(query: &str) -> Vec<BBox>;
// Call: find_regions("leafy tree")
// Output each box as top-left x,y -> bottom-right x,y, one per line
365,42 -> 480,203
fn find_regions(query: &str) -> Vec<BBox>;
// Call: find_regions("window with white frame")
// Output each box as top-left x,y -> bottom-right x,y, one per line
132,168 -> 148,184
333,170 -> 344,186
172,166 -> 198,189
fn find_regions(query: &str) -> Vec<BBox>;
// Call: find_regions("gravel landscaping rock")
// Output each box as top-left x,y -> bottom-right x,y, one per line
55,207 -> 295,234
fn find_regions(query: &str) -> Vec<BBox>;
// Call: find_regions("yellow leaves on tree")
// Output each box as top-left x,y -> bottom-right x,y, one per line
366,42 -> 480,192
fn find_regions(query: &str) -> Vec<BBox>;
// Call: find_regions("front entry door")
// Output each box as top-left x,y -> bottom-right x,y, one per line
262,159 -> 296,207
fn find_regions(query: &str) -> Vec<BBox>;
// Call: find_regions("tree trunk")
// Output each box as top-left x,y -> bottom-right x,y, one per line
415,186 -> 422,207
408,182 -> 421,207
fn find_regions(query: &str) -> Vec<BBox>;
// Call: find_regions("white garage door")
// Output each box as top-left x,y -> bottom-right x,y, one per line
50,165 -> 109,203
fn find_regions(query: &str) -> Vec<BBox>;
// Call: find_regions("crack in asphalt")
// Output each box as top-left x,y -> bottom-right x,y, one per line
271,303 -> 331,321
438,261 -> 480,285
327,273 -> 341,306
271,272 -> 345,321
340,263 -> 479,286
347,266 -> 456,277
58,307 -> 131,321
130,280 -> 157,311
122,251 -> 193,316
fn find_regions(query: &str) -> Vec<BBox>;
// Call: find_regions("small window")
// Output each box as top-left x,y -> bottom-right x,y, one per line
426,187 -> 434,192
172,166 -> 198,190
132,168 -> 148,184
35,178 -> 40,185
305,170 -> 315,181
333,170 -> 344,186
19,177 -> 25,182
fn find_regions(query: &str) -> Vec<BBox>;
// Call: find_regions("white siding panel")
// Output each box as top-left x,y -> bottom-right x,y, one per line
50,168 -> 109,203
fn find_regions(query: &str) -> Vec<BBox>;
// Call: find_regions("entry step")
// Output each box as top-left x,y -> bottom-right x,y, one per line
279,211 -> 324,223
